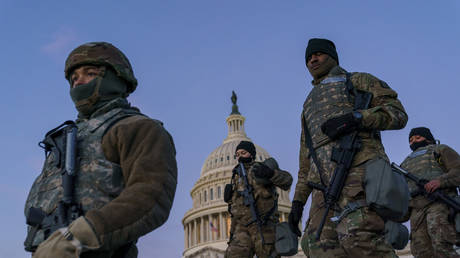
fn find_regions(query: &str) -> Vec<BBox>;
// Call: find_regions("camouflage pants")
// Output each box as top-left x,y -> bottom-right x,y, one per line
301,191 -> 397,257
225,219 -> 279,258
410,202 -> 460,258
301,191 -> 348,258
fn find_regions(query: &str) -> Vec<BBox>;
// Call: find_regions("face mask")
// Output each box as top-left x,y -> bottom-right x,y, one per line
238,156 -> 253,164
410,140 -> 430,151
69,68 -> 128,118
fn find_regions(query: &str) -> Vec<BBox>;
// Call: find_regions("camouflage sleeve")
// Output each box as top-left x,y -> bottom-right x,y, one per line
270,169 -> 293,191
293,112 -> 313,205
85,115 -> 178,250
351,73 -> 408,131
436,145 -> 460,188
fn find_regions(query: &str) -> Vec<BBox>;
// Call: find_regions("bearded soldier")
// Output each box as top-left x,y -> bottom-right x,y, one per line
225,141 -> 292,258
24,42 -> 178,257
288,38 -> 408,257
400,127 -> 460,258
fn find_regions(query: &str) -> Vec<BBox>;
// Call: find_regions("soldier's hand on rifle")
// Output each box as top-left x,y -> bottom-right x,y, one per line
288,200 -> 304,237
33,217 -> 100,258
424,179 -> 441,193
321,111 -> 363,140
252,162 -> 274,179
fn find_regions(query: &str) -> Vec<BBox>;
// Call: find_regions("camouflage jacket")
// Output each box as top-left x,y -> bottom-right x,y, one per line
25,98 -> 177,256
401,143 -> 460,209
293,66 -> 408,204
229,161 -> 292,224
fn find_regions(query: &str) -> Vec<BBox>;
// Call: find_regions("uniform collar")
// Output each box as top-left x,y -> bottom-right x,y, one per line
311,66 -> 348,86
76,98 -> 131,123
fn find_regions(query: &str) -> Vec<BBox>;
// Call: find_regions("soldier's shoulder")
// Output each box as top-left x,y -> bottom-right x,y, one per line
350,72 -> 379,87
435,144 -> 456,154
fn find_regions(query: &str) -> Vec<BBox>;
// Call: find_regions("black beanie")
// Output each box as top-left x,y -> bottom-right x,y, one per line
236,141 -> 256,157
305,38 -> 339,65
409,127 -> 435,143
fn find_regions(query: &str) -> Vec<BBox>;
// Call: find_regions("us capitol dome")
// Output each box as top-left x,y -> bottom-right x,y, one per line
181,92 -> 297,258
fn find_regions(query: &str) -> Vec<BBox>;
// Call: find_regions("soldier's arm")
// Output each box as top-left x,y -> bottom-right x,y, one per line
270,169 -> 293,191
436,145 -> 460,188
84,115 -> 178,249
352,73 -> 408,131
293,113 -> 313,205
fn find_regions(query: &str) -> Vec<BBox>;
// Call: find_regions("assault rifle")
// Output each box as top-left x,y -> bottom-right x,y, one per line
237,162 -> 265,244
307,90 -> 373,241
26,121 -> 82,249
391,162 -> 460,212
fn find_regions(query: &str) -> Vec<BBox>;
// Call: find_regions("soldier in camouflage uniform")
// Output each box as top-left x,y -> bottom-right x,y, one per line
24,42 -> 178,258
225,141 -> 293,258
400,127 -> 460,258
288,38 -> 408,257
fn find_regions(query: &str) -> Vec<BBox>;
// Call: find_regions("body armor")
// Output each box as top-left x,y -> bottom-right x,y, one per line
25,100 -> 142,249
303,75 -> 353,183
229,162 -> 279,223
401,144 -> 454,208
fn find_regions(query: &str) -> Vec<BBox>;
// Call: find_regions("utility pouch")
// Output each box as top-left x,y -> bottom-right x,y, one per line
263,157 -> 279,170
224,184 -> 233,203
275,222 -> 298,256
364,158 -> 409,220
384,220 -> 409,250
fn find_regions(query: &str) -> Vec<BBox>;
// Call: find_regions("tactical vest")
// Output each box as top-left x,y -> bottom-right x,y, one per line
230,162 -> 278,223
401,144 -> 444,194
303,75 -> 355,183
24,104 -> 142,249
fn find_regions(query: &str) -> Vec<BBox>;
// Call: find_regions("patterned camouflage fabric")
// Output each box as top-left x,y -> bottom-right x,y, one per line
226,161 -> 292,258
65,42 -> 137,93
301,191 -> 348,258
401,144 -> 460,257
293,66 -> 407,257
25,98 -> 178,257
410,203 -> 459,258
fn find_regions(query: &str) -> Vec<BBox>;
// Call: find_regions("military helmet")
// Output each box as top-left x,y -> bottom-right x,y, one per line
65,42 -> 138,93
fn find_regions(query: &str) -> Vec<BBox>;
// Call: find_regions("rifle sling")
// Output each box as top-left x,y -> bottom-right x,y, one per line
302,113 -> 327,187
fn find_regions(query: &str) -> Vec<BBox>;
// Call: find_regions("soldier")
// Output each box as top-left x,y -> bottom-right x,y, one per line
24,42 -> 178,257
400,127 -> 460,257
288,38 -> 407,257
225,141 -> 293,258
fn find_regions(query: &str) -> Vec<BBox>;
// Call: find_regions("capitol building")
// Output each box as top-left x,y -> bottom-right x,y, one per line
181,93 -> 413,258
181,93 -> 303,258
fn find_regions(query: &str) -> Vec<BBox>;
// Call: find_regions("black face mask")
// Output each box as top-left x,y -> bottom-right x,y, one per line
238,156 -> 253,164
69,68 -> 128,118
410,140 -> 430,151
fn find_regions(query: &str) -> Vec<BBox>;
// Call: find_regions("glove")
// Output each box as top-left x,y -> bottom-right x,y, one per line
288,200 -> 304,237
33,216 -> 100,258
321,111 -> 362,140
252,162 -> 275,179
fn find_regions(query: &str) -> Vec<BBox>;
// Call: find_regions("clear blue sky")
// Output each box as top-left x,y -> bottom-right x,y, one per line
1,1 -> 460,257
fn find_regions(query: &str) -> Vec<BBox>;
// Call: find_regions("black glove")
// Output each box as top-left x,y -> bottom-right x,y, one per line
288,200 -> 304,237
321,111 -> 363,140
252,162 -> 275,179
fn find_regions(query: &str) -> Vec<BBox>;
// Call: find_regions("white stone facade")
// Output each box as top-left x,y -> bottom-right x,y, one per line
182,99 -> 297,258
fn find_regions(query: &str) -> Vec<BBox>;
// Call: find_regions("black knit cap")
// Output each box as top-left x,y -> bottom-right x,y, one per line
409,127 -> 435,143
305,38 -> 339,65
236,141 -> 256,157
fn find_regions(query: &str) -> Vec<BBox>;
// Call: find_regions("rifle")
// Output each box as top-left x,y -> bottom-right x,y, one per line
307,89 -> 373,241
237,162 -> 265,245
26,121 -> 82,248
391,162 -> 460,212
